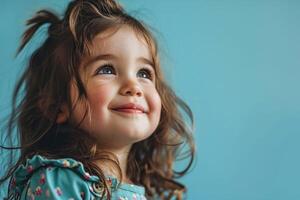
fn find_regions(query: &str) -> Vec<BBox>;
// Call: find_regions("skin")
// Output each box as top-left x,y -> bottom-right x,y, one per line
58,25 -> 162,183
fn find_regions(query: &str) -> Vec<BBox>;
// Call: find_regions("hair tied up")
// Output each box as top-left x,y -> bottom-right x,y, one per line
16,9 -> 60,56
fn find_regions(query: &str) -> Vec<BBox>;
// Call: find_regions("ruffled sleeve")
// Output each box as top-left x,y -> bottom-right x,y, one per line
11,155 -> 99,199
21,165 -> 91,199
9,155 -> 147,200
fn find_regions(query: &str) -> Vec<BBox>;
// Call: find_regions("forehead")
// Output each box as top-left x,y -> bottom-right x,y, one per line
83,25 -> 152,64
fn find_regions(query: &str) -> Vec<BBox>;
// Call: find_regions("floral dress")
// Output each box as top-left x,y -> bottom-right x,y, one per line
9,155 -> 147,200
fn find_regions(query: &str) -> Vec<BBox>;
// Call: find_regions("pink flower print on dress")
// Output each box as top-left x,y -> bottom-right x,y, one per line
39,173 -> 46,185
132,193 -> 137,200
27,165 -> 34,173
80,191 -> 85,199
62,160 -> 70,167
84,172 -> 91,180
10,177 -> 16,188
35,186 -> 42,196
45,189 -> 51,197
56,187 -> 63,196
107,178 -> 112,186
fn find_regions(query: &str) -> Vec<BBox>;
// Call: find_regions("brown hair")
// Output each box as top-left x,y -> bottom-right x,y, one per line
0,0 -> 195,199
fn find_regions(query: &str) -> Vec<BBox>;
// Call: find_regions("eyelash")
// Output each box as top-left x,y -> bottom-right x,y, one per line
95,64 -> 115,75
137,68 -> 153,80
94,64 -> 154,80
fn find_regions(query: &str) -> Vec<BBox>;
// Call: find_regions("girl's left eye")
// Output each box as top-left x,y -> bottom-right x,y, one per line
137,68 -> 153,80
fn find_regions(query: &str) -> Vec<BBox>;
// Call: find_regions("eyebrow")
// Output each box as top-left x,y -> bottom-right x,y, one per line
84,53 -> 154,68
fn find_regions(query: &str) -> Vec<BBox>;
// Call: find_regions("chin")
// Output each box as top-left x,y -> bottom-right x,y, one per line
123,130 -> 153,143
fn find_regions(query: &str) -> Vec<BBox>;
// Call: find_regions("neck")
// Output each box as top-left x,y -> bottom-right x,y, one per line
93,145 -> 133,184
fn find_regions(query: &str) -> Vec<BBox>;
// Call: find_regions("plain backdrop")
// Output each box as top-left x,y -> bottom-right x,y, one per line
1,0 -> 300,199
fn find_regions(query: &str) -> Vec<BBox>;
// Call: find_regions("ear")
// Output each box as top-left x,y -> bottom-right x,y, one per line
56,104 -> 69,124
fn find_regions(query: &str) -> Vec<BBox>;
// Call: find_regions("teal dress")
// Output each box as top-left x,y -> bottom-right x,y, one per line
10,155 -> 147,200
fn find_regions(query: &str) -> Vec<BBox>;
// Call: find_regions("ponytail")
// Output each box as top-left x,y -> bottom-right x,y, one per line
16,9 -> 60,56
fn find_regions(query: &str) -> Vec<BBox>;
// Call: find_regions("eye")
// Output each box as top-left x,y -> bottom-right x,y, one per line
95,64 -> 116,75
137,68 -> 153,80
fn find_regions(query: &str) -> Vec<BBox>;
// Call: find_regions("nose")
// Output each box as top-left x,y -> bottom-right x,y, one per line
119,79 -> 143,97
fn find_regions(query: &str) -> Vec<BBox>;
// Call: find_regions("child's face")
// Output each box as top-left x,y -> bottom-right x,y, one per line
70,26 -> 161,149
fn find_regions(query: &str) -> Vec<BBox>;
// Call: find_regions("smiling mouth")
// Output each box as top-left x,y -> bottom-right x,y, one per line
112,108 -> 145,114
111,103 -> 147,114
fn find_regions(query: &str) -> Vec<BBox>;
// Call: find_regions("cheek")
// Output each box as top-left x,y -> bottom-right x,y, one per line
87,84 -> 112,109
147,90 -> 161,136
148,89 -> 162,118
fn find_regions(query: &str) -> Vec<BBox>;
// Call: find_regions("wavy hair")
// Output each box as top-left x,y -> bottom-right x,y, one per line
0,0 -> 195,199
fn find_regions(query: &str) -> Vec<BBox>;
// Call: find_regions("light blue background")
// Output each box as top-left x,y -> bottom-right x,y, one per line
1,0 -> 300,199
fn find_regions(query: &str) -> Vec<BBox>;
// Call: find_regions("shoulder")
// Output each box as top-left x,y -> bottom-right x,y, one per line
10,155 -> 101,199
9,154 -> 147,200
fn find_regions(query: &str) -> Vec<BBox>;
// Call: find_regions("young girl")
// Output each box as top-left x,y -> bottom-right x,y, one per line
0,0 -> 195,199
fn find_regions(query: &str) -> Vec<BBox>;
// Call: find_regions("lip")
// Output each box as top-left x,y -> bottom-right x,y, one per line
111,103 -> 147,114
